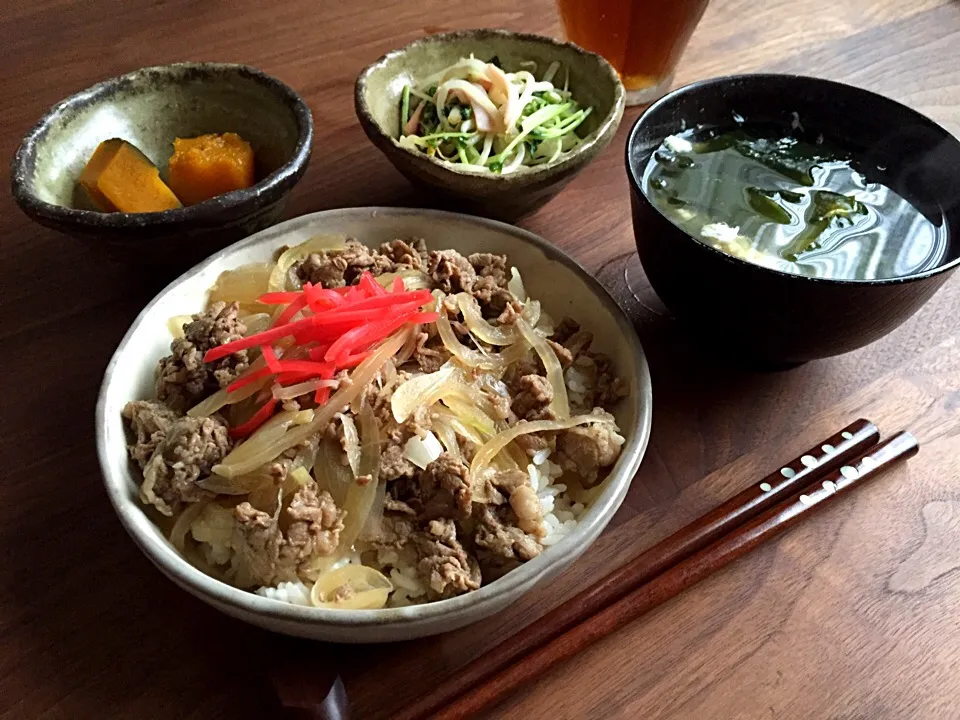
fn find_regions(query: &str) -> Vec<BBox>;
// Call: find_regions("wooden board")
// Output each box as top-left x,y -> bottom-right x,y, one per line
1,1 -> 958,717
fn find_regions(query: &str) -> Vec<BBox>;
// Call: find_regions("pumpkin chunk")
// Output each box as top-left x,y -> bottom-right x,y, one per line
78,138 -> 182,213
167,132 -> 255,206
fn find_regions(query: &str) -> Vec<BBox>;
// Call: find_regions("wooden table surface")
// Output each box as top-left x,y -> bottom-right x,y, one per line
3,1 -> 959,718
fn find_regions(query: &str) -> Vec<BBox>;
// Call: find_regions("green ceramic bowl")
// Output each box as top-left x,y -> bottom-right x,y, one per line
11,63 -> 313,268
355,30 -> 625,220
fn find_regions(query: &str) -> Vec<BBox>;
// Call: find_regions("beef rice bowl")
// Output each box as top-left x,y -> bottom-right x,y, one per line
120,234 -> 629,610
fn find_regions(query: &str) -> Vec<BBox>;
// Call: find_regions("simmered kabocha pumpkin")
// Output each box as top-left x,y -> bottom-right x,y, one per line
167,132 -> 255,206
78,138 -> 182,213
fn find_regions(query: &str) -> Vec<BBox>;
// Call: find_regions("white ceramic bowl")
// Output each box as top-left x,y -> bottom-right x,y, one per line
96,207 -> 652,643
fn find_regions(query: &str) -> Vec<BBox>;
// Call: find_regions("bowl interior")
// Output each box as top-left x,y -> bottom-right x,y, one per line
360,31 -> 620,174
23,64 -> 304,211
626,73 -> 960,276
97,207 -> 651,640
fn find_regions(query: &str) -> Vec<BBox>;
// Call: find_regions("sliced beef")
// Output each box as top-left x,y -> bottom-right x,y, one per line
383,497 -> 418,516
231,482 -> 344,587
156,302 -> 250,411
419,453 -> 472,520
412,331 -> 450,374
379,238 -> 428,270
468,252 -> 509,284
265,442 -> 309,487
593,353 -> 629,407
122,400 -> 181,469
551,317 -> 581,345
551,317 -> 627,410
413,519 -> 481,599
511,374 -> 555,421
294,239 -> 395,289
282,485 -> 344,560
490,469 -> 529,495
496,300 -> 524,326
509,355 -> 543,386
479,468 -> 529,506
135,412 -> 231,516
357,363 -> 410,429
514,432 -> 551,456
232,502 -> 285,587
380,444 -> 418,483
466,252 -> 517,317
563,331 -> 595,364
509,484 -> 545,538
556,409 -> 625,487
372,513 -> 417,549
427,249 -> 476,293
474,505 -> 542,580
483,471 -> 544,538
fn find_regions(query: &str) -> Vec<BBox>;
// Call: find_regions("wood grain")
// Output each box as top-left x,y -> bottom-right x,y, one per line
1,1 -> 959,718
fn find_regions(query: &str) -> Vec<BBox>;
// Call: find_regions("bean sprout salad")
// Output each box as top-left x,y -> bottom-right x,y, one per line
398,56 -> 593,174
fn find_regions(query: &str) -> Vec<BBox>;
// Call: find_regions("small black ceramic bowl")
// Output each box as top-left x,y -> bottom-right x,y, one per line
625,74 -> 960,365
11,63 -> 313,268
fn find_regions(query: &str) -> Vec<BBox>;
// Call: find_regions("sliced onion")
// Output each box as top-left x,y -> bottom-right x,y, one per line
402,431 -> 444,470
339,413 -> 361,477
432,405 -> 485,445
535,310 -> 556,337
213,328 -> 410,477
207,262 -> 274,314
197,468 -> 273,495
505,441 -> 530,470
477,373 -> 510,399
436,305 -> 529,373
214,408 -> 312,473
469,414 -> 617,497
456,293 -> 516,345
167,315 -> 193,339
375,269 -> 433,291
314,437 -> 352,507
289,467 -> 313,489
310,565 -> 393,609
241,313 -> 273,336
267,234 -> 346,292
391,362 -> 459,422
516,318 -> 569,419
396,323 -> 420,365
272,379 -> 338,402
441,396 -> 497,438
169,501 -> 208,552
338,405 -> 382,554
521,299 -> 541,327
442,380 -> 501,421
433,419 -> 461,460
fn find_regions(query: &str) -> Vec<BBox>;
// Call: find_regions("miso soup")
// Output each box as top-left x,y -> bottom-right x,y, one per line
642,126 -> 948,280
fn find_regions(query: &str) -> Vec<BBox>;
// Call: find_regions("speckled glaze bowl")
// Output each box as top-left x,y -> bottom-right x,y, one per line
11,63 -> 313,268
97,207 -> 652,643
355,30 -> 625,220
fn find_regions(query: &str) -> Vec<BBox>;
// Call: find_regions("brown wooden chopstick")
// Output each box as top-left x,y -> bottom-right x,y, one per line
427,430 -> 918,720
396,419 -> 881,720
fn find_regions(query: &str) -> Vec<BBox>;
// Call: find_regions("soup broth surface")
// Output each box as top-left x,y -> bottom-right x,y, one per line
642,126 -> 948,280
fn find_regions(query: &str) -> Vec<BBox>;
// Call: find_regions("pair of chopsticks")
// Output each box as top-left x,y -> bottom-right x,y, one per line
391,419 -> 918,720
